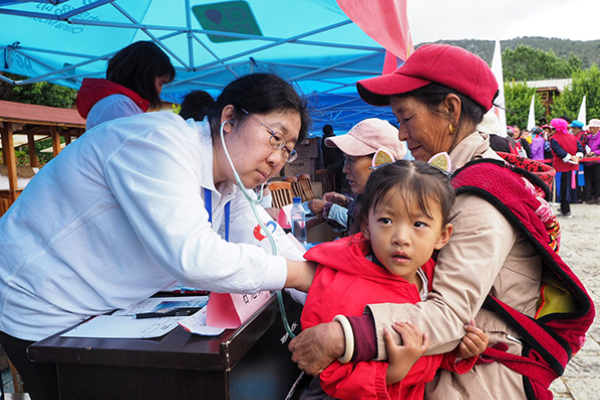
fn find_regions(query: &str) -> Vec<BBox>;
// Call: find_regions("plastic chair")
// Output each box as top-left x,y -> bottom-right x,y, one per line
267,181 -> 293,209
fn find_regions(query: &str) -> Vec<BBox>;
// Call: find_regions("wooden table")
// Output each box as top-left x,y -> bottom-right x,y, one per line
28,293 -> 304,400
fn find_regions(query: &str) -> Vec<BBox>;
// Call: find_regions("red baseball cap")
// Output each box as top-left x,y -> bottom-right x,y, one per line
357,44 -> 499,111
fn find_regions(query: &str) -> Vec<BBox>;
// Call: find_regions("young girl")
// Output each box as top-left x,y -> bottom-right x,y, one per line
300,160 -> 488,400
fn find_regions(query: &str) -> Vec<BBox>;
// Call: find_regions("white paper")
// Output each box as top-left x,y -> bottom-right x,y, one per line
60,315 -> 186,339
178,307 -> 225,336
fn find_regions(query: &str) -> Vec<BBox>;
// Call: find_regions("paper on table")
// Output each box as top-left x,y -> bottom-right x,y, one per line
60,315 -> 186,339
179,307 -> 225,336
111,296 -> 209,316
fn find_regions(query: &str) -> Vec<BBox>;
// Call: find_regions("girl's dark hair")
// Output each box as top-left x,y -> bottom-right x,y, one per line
355,160 -> 455,233
396,82 -> 494,133
208,73 -> 310,143
106,41 -> 175,110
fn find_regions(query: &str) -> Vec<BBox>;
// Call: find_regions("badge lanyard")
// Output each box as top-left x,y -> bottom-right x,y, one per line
204,188 -> 230,242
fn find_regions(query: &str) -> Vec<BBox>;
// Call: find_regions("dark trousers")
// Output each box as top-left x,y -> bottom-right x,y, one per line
560,172 -> 571,214
0,331 -> 59,400
583,163 -> 600,201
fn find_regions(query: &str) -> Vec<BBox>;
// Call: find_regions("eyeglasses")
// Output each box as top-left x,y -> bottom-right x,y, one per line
242,110 -> 298,163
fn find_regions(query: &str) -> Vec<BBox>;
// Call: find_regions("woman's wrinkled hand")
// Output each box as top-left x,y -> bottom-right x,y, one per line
308,199 -> 326,214
322,192 -> 346,206
289,321 -> 345,376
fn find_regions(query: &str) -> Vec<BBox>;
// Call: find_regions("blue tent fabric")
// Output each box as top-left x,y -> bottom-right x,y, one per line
0,0 -> 399,134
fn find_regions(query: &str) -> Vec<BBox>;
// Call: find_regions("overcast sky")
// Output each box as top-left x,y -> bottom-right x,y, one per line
408,0 -> 600,44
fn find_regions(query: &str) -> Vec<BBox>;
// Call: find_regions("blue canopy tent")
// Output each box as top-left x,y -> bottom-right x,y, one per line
0,0 -> 398,134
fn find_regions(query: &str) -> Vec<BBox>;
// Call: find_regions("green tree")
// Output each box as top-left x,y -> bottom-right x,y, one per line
0,72 -> 75,167
504,81 -> 546,128
0,72 -> 77,108
502,45 -> 577,81
551,64 -> 600,121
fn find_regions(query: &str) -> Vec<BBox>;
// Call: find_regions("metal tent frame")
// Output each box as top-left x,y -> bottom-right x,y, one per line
0,0 -> 397,133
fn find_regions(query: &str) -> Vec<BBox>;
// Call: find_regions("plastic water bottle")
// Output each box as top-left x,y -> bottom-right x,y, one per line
291,196 -> 307,244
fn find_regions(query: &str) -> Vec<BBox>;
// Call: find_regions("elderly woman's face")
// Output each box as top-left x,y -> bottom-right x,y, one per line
342,154 -> 372,194
390,96 -> 453,161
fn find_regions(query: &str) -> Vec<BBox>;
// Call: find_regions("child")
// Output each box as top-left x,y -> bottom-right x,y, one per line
300,160 -> 488,400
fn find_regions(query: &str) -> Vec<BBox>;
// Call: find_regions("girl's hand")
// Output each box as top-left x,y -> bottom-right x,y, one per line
384,321 -> 429,384
457,319 -> 489,359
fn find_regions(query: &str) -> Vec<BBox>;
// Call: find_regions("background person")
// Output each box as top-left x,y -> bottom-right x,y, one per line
307,118 -> 406,234
0,73 -> 315,400
289,44 -> 593,400
301,160 -> 487,400
513,125 -> 531,158
179,90 -> 215,122
477,110 -> 511,153
76,41 -> 175,130
582,118 -> 600,204
320,124 -> 347,193
550,117 -> 584,217
529,127 -> 546,160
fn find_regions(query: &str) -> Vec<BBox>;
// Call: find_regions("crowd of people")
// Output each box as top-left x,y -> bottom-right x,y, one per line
476,108 -> 600,218
0,40 -> 595,400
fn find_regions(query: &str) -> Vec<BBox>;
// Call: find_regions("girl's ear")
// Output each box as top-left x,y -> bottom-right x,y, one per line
434,223 -> 453,250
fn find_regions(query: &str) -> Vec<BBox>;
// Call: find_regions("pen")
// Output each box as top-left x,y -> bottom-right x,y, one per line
134,307 -> 202,319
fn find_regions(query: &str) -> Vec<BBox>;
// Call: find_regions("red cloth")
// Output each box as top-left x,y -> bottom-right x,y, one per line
302,234 -> 474,400
550,132 -> 579,172
452,159 -> 595,400
76,78 -> 150,119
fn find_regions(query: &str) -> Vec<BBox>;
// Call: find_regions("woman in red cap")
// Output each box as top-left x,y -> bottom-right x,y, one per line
289,44 -> 594,400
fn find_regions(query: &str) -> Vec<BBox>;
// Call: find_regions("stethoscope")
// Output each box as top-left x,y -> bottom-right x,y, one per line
217,120 -> 296,338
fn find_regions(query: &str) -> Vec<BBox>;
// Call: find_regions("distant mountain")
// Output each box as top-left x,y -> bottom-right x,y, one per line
418,37 -> 600,69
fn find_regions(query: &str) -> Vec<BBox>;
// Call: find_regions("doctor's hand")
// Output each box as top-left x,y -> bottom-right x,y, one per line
289,321 -> 345,376
284,260 -> 316,293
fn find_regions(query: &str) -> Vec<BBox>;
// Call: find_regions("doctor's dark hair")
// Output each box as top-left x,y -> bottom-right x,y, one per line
355,160 -> 455,233
208,73 -> 310,143
106,41 -> 175,110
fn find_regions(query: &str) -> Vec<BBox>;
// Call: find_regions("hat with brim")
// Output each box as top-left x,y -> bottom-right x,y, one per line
324,118 -> 406,160
356,44 -> 499,111
588,119 -> 600,128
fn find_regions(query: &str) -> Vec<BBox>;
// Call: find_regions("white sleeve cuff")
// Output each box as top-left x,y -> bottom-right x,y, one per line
562,154 -> 572,163
261,255 -> 288,291
576,152 -> 584,158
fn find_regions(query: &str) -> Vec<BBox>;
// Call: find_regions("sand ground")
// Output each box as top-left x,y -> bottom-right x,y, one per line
548,203 -> 600,400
